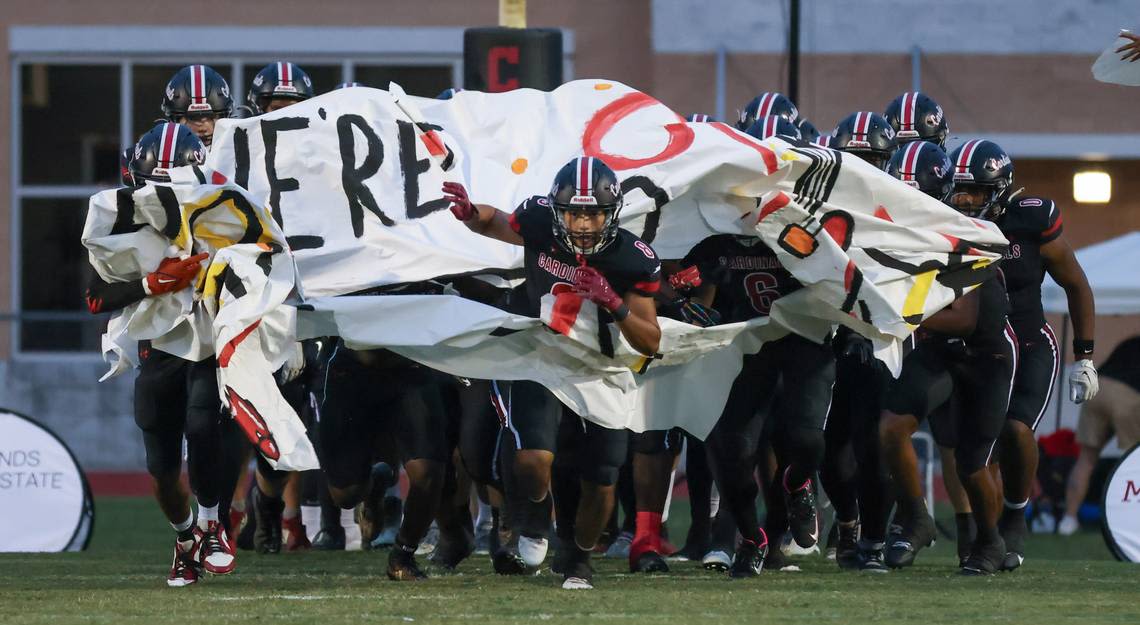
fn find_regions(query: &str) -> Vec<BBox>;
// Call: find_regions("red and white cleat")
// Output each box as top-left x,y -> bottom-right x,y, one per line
167,537 -> 201,588
197,521 -> 236,575
283,516 -> 312,552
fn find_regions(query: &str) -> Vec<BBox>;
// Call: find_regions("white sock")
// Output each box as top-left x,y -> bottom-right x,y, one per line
475,500 -> 493,527
301,505 -> 320,536
171,510 -> 195,534
198,504 -> 218,529
341,507 -> 356,528
1004,498 -> 1029,510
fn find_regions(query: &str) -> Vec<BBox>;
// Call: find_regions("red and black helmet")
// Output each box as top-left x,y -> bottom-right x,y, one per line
737,92 -> 798,131
248,62 -> 314,113
743,115 -> 802,141
548,156 -> 624,255
884,91 -> 949,148
129,122 -> 207,185
947,139 -> 1014,220
887,140 -> 954,201
832,111 -> 898,169
162,65 -> 233,119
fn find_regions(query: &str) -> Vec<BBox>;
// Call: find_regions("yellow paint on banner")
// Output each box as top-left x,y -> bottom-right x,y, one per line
902,269 -> 938,327
511,158 -> 529,174
594,83 -> 613,90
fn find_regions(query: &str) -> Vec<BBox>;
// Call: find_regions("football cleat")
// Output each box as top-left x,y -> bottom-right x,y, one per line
416,524 -> 439,557
960,537 -> 1006,576
560,549 -> 595,590
784,471 -> 820,549
430,526 -> 476,571
252,486 -> 283,555
167,537 -> 201,587
885,514 -> 936,569
603,531 -> 633,559
311,525 -> 346,551
632,550 -> 670,574
763,544 -> 802,572
518,535 -> 549,568
998,508 -> 1028,571
729,534 -> 768,579
282,516 -> 311,552
702,548 -> 733,572
834,521 -> 861,570
857,545 -> 890,574
492,533 -> 529,575
197,521 -> 236,575
388,544 -> 428,581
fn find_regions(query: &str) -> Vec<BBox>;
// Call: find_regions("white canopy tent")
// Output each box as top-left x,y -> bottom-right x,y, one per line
1039,232 -> 1140,441
1043,231 -> 1140,315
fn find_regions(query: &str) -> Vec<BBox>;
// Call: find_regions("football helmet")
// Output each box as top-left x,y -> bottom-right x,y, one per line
884,91 -> 948,147
737,92 -> 798,130
129,122 -> 207,185
887,140 -> 954,201
832,111 -> 898,169
161,65 -> 233,119
548,157 -> 624,255
248,62 -> 314,113
946,139 -> 1014,220
743,115 -> 802,141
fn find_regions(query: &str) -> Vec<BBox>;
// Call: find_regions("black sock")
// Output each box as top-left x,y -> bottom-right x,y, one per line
975,519 -> 1000,545
955,513 -> 976,543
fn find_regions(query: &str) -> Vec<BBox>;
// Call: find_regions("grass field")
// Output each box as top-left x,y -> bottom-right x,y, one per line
1,497 -> 1138,625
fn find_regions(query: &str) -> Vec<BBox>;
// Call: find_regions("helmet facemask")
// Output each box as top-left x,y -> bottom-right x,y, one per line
550,201 -> 621,256
948,181 -> 1008,220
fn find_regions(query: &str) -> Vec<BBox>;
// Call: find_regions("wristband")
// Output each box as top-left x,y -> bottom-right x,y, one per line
611,303 -> 630,322
1073,339 -> 1094,356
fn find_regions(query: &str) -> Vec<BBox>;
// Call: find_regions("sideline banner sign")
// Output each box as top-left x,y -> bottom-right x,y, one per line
1103,443 -> 1140,562
0,409 -> 94,552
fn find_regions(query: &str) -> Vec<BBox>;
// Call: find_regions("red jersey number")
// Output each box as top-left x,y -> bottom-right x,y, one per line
744,272 -> 781,315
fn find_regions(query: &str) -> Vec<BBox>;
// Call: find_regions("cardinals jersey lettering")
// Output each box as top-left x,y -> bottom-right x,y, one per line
509,195 -> 661,317
682,235 -> 802,323
995,196 -> 1062,340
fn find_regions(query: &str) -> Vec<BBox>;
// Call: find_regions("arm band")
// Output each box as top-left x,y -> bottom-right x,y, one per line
611,303 -> 630,322
1073,339 -> 1094,356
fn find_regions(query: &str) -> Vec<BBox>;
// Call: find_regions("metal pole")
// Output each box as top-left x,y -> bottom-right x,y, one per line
911,45 -> 922,92
715,45 -> 726,121
787,0 -> 800,103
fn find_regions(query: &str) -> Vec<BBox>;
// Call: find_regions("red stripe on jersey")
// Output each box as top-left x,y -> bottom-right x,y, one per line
757,191 -> 791,222
218,319 -> 262,367
508,211 -> 522,234
709,122 -> 779,174
633,279 -> 660,293
160,123 -> 177,167
548,292 -> 584,335
1041,213 -> 1063,238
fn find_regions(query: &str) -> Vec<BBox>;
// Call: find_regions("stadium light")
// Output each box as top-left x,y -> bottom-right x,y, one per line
1073,171 -> 1111,203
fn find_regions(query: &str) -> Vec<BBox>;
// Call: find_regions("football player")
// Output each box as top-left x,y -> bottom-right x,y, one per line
161,65 -> 233,148
85,123 -> 236,586
736,92 -> 799,131
883,91 -> 949,148
443,156 -> 662,590
832,111 -> 898,170
248,61 -> 315,114
946,139 -> 1097,570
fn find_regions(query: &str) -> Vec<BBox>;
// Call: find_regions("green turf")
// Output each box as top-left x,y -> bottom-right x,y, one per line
1,497 -> 1138,625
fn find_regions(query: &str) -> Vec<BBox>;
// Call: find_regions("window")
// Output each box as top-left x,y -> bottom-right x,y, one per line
12,53 -> 467,354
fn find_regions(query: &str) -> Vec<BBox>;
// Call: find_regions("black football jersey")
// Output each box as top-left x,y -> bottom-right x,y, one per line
681,234 -> 802,323
508,195 -> 661,317
926,275 -> 1011,355
995,196 -> 1063,340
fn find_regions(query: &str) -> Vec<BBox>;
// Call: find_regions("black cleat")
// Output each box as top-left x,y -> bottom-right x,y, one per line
857,545 -> 889,574
960,537 -> 1006,576
785,474 -> 819,549
311,525 -> 346,551
729,536 -> 768,579
492,534 -> 528,575
631,550 -> 669,574
388,544 -> 428,581
252,485 -> 283,555
834,521 -> 861,570
885,514 -> 935,569
998,507 -> 1028,571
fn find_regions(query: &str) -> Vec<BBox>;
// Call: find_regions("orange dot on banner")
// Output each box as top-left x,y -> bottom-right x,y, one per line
511,158 -> 528,174
594,83 -> 613,90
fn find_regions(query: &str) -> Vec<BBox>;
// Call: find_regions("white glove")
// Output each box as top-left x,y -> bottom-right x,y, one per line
277,342 -> 306,384
1069,359 -> 1099,404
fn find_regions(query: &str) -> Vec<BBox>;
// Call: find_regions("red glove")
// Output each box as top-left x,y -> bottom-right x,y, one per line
573,266 -> 624,312
442,181 -> 477,221
144,253 -> 209,296
668,265 -> 702,291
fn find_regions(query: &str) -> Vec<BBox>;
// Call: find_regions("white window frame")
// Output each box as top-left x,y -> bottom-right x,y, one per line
8,25 -> 575,359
